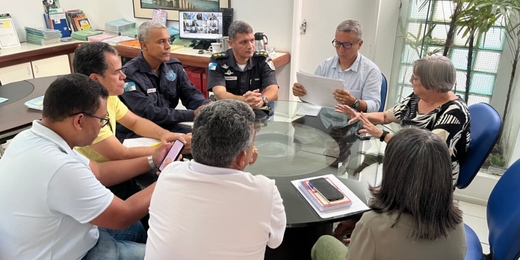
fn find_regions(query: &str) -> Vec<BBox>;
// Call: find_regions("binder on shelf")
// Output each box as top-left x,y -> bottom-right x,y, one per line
0,13 -> 21,48
44,12 -> 71,38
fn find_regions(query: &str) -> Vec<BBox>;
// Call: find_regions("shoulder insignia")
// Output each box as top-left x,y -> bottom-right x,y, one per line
254,50 -> 269,57
208,62 -> 218,71
123,81 -> 136,92
211,52 -> 227,58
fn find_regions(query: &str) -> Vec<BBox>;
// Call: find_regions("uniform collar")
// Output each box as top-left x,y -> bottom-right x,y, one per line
228,49 -> 256,71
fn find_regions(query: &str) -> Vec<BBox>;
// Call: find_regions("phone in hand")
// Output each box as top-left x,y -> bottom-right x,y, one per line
308,177 -> 345,201
158,140 -> 185,171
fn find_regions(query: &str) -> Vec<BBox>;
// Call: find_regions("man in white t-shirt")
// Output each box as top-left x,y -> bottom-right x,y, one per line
146,99 -> 287,260
0,74 -> 172,259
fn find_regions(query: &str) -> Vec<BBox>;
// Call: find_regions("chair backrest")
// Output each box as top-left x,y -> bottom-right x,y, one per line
378,73 -> 388,112
487,159 -> 520,260
456,102 -> 501,189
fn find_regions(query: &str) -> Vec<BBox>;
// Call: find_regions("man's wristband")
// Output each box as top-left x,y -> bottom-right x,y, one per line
147,155 -> 156,170
380,130 -> 389,142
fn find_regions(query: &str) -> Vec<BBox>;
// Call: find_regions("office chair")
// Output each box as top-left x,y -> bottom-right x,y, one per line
456,102 -> 501,189
378,73 -> 387,112
465,159 -> 520,260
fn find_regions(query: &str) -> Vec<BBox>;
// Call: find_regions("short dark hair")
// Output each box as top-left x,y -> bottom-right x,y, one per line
228,20 -> 253,41
191,100 -> 255,167
73,42 -> 118,76
369,127 -> 462,240
42,73 -> 108,122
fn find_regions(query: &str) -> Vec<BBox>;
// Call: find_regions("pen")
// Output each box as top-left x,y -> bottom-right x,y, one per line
151,142 -> 161,148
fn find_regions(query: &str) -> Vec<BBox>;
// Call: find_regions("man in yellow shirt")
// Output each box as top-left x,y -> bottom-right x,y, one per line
73,42 -> 187,198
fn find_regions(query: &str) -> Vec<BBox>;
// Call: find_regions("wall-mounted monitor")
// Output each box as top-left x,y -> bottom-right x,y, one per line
133,0 -> 230,21
179,10 -> 223,49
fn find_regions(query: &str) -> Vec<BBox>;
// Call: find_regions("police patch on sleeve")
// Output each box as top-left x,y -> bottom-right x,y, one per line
267,59 -> 276,71
208,62 -> 218,71
123,81 -> 136,92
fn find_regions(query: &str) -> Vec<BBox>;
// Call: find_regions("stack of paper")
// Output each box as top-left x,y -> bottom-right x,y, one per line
102,35 -> 135,45
87,32 -> 118,42
71,29 -> 103,41
105,19 -> 136,35
25,27 -> 62,46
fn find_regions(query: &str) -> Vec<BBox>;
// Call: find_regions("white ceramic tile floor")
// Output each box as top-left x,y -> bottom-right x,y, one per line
458,200 -> 490,254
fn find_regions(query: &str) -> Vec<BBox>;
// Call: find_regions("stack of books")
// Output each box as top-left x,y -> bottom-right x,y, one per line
65,9 -> 91,32
71,29 -> 103,41
120,27 -> 138,38
105,19 -> 136,35
25,27 -> 62,46
291,174 -> 369,218
88,32 -> 118,42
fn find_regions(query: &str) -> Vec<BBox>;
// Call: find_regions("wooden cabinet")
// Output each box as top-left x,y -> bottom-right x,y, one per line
31,55 -> 71,78
0,63 -> 33,85
0,55 -> 71,85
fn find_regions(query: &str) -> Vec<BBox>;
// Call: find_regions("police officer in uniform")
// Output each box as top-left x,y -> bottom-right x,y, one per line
207,20 -> 278,116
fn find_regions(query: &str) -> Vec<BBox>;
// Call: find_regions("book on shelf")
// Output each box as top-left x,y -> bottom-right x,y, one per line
65,9 -> 91,32
300,178 -> 352,212
291,174 -> 369,219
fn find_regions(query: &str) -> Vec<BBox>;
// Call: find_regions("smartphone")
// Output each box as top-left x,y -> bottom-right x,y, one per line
308,177 -> 345,201
158,140 -> 185,171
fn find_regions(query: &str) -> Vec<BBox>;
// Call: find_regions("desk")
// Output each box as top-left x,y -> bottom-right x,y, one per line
0,77 -> 56,143
250,101 -> 381,259
114,45 -> 291,69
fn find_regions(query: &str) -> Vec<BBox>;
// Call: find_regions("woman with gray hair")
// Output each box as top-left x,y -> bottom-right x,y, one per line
336,55 -> 470,184
311,127 -> 467,260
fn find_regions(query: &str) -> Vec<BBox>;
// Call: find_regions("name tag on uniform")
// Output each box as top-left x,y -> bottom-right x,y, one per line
147,88 -> 157,93
225,76 -> 237,81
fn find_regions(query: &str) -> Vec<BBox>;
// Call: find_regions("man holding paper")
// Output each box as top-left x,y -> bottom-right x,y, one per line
292,19 -> 382,112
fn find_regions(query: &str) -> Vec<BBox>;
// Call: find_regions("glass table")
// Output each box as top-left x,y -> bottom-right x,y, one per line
248,101 -> 383,259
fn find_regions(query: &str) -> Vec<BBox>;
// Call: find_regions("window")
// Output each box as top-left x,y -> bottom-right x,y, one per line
395,0 -> 505,105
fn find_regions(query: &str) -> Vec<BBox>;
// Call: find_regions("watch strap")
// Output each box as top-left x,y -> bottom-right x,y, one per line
380,130 -> 389,142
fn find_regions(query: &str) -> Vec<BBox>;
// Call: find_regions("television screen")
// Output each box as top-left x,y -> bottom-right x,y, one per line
179,10 -> 223,40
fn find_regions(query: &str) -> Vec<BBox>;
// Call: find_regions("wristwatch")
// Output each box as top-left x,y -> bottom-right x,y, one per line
351,98 -> 360,109
262,95 -> 269,106
379,130 -> 389,142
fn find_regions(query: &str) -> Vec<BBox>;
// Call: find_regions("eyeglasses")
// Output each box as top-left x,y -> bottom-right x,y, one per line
72,112 -> 110,128
410,74 -> 420,82
332,39 -> 360,49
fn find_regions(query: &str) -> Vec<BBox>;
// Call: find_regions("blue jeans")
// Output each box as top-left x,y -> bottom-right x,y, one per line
83,221 -> 147,260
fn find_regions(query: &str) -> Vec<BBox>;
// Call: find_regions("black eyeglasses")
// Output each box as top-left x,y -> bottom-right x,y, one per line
72,112 -> 110,128
332,39 -> 360,49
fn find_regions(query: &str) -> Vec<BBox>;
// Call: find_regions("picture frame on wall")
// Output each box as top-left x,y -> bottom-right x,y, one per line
133,0 -> 230,21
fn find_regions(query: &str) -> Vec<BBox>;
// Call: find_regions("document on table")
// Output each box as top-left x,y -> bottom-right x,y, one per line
0,97 -> 7,104
296,103 -> 321,116
123,137 -> 160,148
296,71 -> 344,108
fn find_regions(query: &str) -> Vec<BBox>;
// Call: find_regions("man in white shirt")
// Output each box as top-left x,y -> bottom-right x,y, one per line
0,74 -> 172,259
292,19 -> 382,112
146,99 -> 287,260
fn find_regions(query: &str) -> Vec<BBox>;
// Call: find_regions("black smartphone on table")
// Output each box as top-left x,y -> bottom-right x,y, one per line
308,177 -> 345,201
158,140 -> 185,171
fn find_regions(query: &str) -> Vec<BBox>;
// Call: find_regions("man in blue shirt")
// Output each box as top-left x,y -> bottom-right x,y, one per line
292,19 -> 382,112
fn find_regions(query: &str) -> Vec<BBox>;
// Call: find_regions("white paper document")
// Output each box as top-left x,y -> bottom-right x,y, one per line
291,174 -> 369,219
296,103 -> 321,116
296,71 -> 344,108
123,137 -> 160,148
